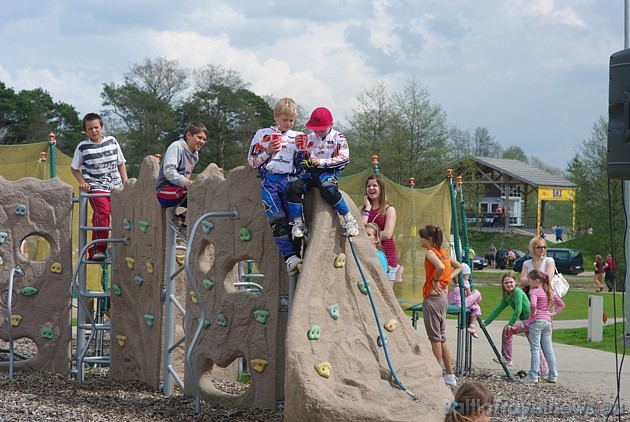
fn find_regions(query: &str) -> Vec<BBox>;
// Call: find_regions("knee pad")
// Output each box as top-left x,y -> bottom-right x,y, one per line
270,217 -> 290,238
319,176 -> 341,204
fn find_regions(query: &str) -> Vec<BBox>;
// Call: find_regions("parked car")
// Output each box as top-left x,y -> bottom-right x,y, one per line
512,248 -> 584,275
471,255 -> 489,270
495,249 -> 526,269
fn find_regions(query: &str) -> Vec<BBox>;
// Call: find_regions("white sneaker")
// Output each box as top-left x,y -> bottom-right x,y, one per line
493,357 -> 512,366
467,325 -> 479,338
342,215 -> 359,237
285,255 -> 303,275
443,374 -> 457,387
292,221 -> 307,239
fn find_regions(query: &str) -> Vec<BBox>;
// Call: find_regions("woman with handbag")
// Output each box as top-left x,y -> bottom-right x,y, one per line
519,236 -> 556,296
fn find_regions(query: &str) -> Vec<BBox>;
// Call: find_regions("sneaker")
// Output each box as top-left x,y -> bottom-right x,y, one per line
443,374 -> 457,387
285,255 -> 303,275
170,214 -> 187,238
543,376 -> 558,383
292,221 -> 307,239
519,376 -> 538,383
342,215 -> 359,237
467,325 -> 479,338
493,357 -> 512,366
92,252 -> 107,261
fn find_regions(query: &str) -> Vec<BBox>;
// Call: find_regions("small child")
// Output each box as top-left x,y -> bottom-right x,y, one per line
365,223 -> 388,274
520,269 -> 565,384
447,263 -> 482,338
444,381 -> 494,422
156,122 -> 208,236
286,107 -> 359,239
247,98 -> 303,275
71,113 -> 128,261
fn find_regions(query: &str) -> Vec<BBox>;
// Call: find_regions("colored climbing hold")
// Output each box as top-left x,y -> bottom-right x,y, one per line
116,335 -> 127,347
176,255 -> 185,266
251,359 -> 269,373
138,220 -> 149,233
189,291 -> 198,304
377,333 -> 388,347
0,232 -> 8,245
20,286 -> 39,296
202,279 -> 215,290
253,309 -> 270,324
123,218 -> 132,230
40,327 -> 54,339
314,362 -> 332,378
146,262 -> 154,274
357,280 -> 370,295
9,315 -> 23,327
15,204 -> 27,216
217,313 -> 228,327
239,227 -> 252,241
202,220 -> 214,234
326,304 -> 340,320
144,314 -> 154,326
384,319 -> 398,332
134,275 -> 144,286
203,319 -> 211,329
307,325 -> 321,340
334,253 -> 346,268
125,257 -> 135,270
112,284 -> 122,295
51,262 -> 62,274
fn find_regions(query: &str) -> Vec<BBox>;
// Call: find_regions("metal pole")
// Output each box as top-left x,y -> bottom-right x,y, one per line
409,177 -> 417,283
48,133 -> 57,179
623,0 -> 630,343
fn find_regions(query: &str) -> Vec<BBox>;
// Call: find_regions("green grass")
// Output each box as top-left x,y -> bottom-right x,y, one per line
466,286 -> 626,321
552,322 -> 630,355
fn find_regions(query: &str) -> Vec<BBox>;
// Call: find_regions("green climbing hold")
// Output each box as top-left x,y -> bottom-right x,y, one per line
217,313 -> 228,327
253,309 -> 270,324
144,314 -> 154,326
239,227 -> 252,241
202,220 -> 215,234
139,220 -> 149,233
326,304 -> 340,320
203,319 -> 211,329
41,327 -> 54,339
112,284 -> 122,296
20,286 -> 39,296
357,280 -> 370,295
202,279 -> 215,290
308,325 -> 321,340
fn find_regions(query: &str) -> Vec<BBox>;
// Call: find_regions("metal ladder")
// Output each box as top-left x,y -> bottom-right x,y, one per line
71,191 -> 125,382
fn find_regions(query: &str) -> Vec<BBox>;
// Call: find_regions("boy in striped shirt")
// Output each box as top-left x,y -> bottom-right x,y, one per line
71,113 -> 128,261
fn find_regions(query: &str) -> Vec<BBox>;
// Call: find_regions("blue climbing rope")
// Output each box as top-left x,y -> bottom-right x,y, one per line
348,237 -> 420,402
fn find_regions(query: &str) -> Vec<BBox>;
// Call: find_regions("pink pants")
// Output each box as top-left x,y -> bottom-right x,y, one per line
502,320 -> 548,376
88,190 -> 111,256
449,289 -> 482,318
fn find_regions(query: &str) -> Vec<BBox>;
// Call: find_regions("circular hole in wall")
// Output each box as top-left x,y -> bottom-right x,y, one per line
19,234 -> 51,262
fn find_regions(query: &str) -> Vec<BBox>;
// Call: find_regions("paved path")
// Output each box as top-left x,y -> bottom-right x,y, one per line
438,319 -> 629,403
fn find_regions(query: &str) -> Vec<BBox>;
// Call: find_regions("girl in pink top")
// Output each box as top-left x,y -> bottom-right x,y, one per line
521,269 -> 565,384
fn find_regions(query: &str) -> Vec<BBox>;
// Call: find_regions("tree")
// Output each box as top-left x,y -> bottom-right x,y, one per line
472,126 -> 501,157
101,57 -> 188,176
501,145 -> 528,162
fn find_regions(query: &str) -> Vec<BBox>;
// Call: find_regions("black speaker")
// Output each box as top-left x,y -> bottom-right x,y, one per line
608,48 -> 630,178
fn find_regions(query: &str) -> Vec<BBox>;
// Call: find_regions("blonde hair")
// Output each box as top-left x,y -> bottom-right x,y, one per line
528,236 -> 547,255
274,97 -> 298,117
444,381 -> 494,422
364,222 -> 382,250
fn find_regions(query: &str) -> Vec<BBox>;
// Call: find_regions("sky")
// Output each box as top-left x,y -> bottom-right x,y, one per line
0,0 -> 625,170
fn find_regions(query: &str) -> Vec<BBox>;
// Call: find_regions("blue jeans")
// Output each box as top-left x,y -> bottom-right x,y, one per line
528,320 -> 558,380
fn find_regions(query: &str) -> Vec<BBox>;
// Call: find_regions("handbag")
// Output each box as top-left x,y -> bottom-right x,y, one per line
551,269 -> 569,298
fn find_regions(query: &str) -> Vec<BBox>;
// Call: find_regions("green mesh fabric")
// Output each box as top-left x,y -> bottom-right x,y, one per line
340,169 -> 453,306
0,142 -> 103,291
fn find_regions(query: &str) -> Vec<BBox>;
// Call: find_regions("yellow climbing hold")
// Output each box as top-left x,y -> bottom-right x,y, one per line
250,359 -> 269,373
116,335 -> 127,347
189,291 -> 198,304
384,319 -> 398,332
334,253 -> 347,268
146,262 -> 154,274
125,257 -> 135,270
51,262 -> 62,273
8,315 -> 23,327
176,255 -> 185,265
315,362 -> 332,378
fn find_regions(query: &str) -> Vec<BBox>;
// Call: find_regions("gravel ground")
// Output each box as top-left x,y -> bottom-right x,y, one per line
1,340 -> 627,421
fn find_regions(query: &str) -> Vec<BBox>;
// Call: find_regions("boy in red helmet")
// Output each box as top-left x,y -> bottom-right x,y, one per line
287,107 -> 359,238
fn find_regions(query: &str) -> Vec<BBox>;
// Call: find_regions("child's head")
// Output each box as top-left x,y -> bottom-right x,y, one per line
184,122 -> 208,153
274,97 -> 297,132
364,174 -> 388,208
364,223 -> 382,250
461,263 -> 471,279
418,224 -> 443,249
528,269 -> 552,302
82,113 -> 104,143
500,272 -> 517,298
306,107 -> 333,137
444,381 -> 493,422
